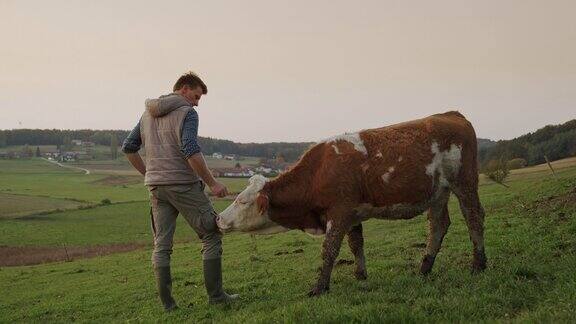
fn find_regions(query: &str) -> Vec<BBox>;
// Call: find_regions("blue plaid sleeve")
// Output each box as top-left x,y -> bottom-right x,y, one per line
121,120 -> 142,153
181,110 -> 201,158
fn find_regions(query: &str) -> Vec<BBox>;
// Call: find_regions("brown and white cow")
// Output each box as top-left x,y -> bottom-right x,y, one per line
217,111 -> 486,296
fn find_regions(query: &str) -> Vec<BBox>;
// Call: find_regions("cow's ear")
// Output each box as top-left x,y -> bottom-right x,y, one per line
256,193 -> 269,215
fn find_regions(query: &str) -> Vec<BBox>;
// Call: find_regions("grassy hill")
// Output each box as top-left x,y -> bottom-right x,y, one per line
0,156 -> 575,322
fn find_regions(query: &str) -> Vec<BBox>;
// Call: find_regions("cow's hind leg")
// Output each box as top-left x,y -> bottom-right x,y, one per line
420,190 -> 451,275
308,208 -> 349,297
452,186 -> 487,273
347,223 -> 367,280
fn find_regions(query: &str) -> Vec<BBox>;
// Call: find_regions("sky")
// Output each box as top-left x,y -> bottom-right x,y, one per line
1,0 -> 575,143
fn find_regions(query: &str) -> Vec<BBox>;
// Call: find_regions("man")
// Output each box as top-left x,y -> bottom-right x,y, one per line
122,72 -> 238,311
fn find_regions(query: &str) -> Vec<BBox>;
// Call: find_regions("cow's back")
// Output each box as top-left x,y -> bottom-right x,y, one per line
310,111 -> 477,208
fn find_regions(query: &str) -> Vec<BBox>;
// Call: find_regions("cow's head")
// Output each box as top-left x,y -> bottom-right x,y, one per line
216,175 -> 287,234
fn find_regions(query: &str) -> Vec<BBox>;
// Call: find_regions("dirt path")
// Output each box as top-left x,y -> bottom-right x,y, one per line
0,243 -> 146,267
42,158 -> 91,175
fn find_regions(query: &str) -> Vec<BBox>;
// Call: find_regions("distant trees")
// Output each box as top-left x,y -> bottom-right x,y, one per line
198,137 -> 313,162
524,129 -> 576,165
21,144 -> 33,159
62,135 -> 73,151
479,119 -> 576,169
0,129 -> 314,162
1,117 -> 574,165
35,146 -> 41,157
110,134 -> 119,160
0,129 -> 131,147
275,154 -> 285,164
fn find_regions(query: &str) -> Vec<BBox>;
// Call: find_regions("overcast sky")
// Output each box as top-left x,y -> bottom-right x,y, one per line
1,0 -> 574,142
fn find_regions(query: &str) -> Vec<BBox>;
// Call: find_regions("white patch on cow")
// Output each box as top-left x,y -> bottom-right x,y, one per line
381,166 -> 395,183
375,151 -> 383,158
326,220 -> 333,233
425,141 -> 462,187
320,132 -> 368,155
444,145 -> 463,172
332,144 -> 341,155
426,142 -> 442,176
398,156 -> 403,162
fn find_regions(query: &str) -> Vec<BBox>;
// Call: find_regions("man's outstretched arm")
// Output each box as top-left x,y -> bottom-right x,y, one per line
181,110 -> 228,197
186,153 -> 228,197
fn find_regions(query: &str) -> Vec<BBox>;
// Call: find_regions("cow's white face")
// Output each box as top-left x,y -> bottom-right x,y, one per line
217,175 -> 287,234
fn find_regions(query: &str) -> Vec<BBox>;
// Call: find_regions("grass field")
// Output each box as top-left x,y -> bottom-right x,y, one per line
0,157 -> 575,322
0,159 -> 250,205
0,200 -> 231,247
0,193 -> 86,218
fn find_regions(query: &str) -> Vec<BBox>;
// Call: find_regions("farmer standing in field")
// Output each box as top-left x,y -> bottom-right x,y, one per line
122,72 -> 238,311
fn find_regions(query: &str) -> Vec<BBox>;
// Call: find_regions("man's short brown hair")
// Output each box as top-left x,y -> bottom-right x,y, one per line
173,71 -> 208,94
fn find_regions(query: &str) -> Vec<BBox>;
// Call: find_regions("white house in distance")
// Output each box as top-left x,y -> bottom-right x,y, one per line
71,139 -> 95,147
212,167 -> 255,178
255,166 -> 273,174
224,168 -> 254,177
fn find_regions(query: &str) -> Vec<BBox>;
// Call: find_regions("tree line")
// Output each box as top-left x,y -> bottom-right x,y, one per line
1,118 -> 574,165
478,119 -> 576,169
0,129 -> 313,162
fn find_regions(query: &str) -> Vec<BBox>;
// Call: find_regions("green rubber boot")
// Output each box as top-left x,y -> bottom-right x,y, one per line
203,258 -> 239,304
154,266 -> 178,312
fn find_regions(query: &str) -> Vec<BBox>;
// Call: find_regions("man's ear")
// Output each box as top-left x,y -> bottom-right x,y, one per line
256,193 -> 269,215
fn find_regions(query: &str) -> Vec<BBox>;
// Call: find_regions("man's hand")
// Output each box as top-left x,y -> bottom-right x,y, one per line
210,181 -> 229,198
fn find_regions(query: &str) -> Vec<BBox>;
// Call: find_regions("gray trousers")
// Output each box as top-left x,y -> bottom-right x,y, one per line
148,181 -> 222,267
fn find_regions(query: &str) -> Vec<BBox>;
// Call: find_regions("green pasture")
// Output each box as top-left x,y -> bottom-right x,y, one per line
0,200 -> 231,247
0,159 -> 248,206
0,171 -> 148,203
0,158 -> 575,322
0,193 -> 86,219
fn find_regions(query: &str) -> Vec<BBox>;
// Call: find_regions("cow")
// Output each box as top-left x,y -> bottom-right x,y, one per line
217,111 -> 486,296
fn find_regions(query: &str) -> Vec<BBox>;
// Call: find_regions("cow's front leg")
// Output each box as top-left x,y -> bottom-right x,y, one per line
308,218 -> 347,297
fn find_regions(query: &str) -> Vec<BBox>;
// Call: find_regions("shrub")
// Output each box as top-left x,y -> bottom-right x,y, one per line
484,158 -> 510,187
100,198 -> 112,205
506,158 -> 527,170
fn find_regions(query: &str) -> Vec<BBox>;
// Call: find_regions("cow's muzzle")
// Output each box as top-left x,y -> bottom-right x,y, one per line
215,215 -> 232,232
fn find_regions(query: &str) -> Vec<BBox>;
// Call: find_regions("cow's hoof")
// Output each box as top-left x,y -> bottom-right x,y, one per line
471,262 -> 487,274
419,255 -> 436,275
470,266 -> 486,274
354,270 -> 368,280
307,286 -> 329,297
471,251 -> 487,274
